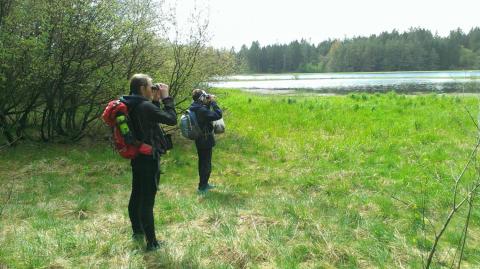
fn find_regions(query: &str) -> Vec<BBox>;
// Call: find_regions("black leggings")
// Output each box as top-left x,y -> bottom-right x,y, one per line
197,147 -> 213,189
128,154 -> 159,244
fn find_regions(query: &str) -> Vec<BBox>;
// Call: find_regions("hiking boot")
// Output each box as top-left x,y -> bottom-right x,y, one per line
198,184 -> 216,192
197,188 -> 208,194
205,184 -> 216,190
146,240 -> 165,252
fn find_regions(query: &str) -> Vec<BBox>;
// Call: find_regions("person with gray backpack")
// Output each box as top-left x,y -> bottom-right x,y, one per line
186,89 -> 223,193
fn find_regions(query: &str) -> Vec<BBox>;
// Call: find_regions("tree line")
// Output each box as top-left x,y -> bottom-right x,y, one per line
235,28 -> 480,73
0,0 -> 235,145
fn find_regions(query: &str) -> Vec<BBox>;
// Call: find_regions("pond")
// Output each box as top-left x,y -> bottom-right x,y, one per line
209,70 -> 480,94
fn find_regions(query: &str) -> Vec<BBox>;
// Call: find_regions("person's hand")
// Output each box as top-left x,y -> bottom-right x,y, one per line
158,83 -> 169,99
208,95 -> 216,103
152,86 -> 161,102
152,83 -> 169,101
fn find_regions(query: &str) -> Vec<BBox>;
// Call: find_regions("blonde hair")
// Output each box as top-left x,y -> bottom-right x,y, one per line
129,74 -> 152,95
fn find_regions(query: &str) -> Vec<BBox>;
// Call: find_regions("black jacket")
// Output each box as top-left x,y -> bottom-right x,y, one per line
122,95 -> 177,157
189,101 -> 222,149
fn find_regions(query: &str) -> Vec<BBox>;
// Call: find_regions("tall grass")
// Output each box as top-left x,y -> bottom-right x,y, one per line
0,90 -> 479,268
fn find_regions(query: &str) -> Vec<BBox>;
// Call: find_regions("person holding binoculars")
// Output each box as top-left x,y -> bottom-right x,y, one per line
121,74 -> 177,251
188,89 -> 223,193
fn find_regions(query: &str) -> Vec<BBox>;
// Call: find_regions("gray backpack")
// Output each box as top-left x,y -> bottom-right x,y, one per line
179,109 -> 202,140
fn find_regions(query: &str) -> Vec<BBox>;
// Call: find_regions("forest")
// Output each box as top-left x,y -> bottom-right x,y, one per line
0,0 -> 235,144
235,28 -> 480,73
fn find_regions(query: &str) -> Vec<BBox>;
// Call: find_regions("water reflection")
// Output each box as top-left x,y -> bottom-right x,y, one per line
209,71 -> 480,93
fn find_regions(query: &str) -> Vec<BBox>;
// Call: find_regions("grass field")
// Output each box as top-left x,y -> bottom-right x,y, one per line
1,90 -> 480,268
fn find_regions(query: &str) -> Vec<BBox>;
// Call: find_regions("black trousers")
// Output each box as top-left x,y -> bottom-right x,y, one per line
128,154 -> 159,244
196,147 -> 213,189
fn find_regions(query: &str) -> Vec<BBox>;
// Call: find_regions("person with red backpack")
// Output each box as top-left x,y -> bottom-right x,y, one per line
121,74 -> 176,251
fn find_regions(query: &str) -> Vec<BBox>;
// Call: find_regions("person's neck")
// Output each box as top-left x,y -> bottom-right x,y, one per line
133,93 -> 149,100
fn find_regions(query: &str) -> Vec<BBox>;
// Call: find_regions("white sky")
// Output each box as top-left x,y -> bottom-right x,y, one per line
167,0 -> 480,50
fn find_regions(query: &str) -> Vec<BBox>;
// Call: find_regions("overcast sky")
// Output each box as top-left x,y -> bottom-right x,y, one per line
168,0 -> 480,50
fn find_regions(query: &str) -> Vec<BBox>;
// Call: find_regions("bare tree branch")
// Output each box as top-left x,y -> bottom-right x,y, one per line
425,180 -> 480,268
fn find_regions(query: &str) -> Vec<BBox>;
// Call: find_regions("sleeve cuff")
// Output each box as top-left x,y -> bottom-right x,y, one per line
162,97 -> 175,107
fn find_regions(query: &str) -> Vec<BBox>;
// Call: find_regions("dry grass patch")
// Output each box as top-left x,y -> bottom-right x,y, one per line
237,211 -> 279,236
325,170 -> 357,181
213,243 -> 250,268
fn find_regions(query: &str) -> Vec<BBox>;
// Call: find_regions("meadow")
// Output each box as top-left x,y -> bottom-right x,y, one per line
1,90 -> 479,268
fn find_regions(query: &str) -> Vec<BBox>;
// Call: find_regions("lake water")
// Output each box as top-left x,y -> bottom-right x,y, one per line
209,70 -> 480,94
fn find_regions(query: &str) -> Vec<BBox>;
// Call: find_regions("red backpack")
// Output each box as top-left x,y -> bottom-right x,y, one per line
102,99 -> 152,159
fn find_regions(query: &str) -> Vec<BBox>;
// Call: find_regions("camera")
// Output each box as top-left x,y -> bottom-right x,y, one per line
151,84 -> 159,91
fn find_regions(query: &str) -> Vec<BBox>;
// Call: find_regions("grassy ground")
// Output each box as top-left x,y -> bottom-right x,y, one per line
1,90 -> 480,268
